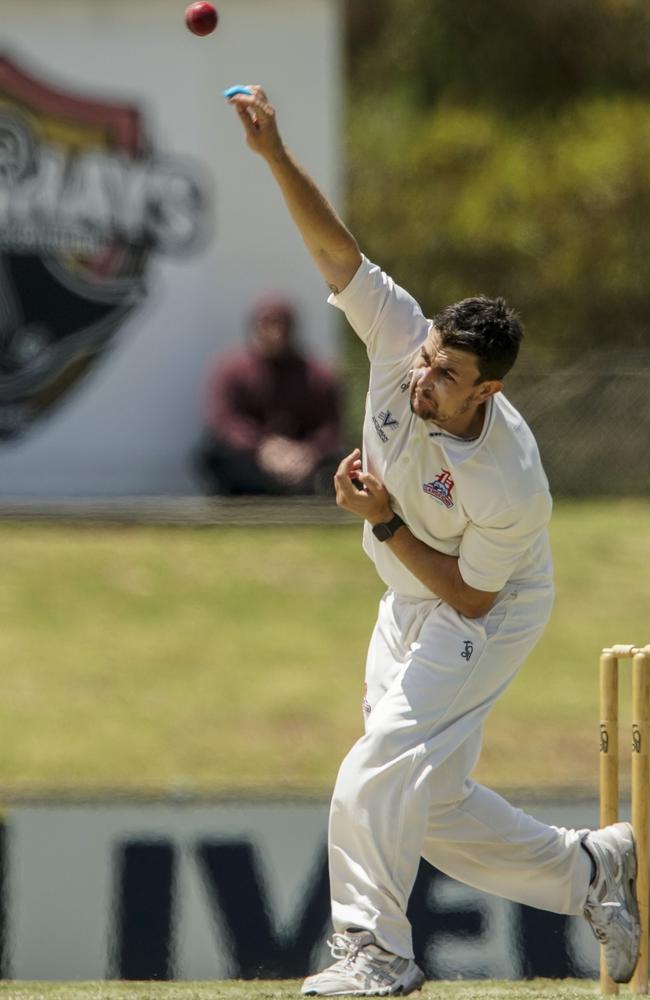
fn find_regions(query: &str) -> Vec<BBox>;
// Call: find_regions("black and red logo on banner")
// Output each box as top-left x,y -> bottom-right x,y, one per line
0,53 -> 209,439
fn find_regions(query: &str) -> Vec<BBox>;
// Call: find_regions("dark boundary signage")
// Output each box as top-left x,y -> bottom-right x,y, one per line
5,800 -> 600,981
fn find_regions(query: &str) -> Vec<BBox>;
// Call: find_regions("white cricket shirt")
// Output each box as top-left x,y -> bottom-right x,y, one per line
329,256 -> 554,601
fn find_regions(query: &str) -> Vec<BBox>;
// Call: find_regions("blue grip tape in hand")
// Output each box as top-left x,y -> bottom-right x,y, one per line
223,85 -> 253,98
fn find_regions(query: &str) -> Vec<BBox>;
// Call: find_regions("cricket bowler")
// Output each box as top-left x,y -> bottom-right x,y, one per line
227,85 -> 640,998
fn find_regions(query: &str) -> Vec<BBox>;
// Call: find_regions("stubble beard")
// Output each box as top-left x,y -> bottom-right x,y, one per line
410,395 -> 436,421
409,388 -> 474,426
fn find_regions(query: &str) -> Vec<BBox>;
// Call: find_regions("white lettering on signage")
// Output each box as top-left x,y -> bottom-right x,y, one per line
0,147 -> 205,254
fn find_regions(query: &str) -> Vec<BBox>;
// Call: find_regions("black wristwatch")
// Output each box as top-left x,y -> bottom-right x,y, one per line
372,513 -> 405,542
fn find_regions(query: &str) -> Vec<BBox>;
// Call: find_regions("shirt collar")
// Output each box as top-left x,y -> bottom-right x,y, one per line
425,396 -> 496,466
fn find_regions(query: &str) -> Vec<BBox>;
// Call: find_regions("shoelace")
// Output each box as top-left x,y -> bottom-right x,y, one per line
328,933 -> 363,967
326,933 -> 396,987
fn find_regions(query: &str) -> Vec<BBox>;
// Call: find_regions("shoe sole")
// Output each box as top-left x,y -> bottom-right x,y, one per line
302,990 -> 422,997
301,971 -> 425,996
613,823 -> 640,983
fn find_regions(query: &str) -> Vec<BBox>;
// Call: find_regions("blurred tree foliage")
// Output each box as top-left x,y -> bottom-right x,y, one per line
347,0 -> 650,112
342,0 -> 650,360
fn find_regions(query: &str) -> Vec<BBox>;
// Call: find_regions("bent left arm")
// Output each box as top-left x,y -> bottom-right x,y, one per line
334,450 -> 498,619
381,529 -> 498,618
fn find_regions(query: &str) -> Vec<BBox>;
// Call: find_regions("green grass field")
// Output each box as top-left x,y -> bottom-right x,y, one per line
0,980 -> 605,999
0,497 -> 648,797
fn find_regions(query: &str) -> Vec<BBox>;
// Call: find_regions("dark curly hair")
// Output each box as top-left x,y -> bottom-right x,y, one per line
433,296 -> 523,382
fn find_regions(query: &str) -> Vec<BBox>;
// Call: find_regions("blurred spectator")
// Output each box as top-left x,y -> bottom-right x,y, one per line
195,297 -> 343,496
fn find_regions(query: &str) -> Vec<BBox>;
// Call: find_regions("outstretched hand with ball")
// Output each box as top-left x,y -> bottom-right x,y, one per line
225,85 -> 284,160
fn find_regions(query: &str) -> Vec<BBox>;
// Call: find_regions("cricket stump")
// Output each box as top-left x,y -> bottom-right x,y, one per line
600,645 -> 650,995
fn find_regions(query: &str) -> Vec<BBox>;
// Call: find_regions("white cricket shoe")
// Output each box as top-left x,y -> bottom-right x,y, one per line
583,821 -> 640,983
301,930 -> 425,996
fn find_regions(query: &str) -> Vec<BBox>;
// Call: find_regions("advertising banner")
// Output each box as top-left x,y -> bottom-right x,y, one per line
2,799 -> 602,982
0,0 -> 340,496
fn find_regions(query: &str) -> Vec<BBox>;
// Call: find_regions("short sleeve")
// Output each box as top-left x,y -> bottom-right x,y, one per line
328,255 -> 430,366
458,493 -> 552,593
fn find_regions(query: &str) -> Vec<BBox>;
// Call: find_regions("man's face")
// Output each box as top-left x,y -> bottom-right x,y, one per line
409,329 -> 492,425
252,318 -> 292,359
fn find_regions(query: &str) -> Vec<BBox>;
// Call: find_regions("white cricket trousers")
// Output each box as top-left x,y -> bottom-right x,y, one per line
328,586 -> 592,959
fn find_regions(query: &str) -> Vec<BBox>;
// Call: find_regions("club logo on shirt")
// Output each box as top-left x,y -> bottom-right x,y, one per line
372,409 -> 399,443
423,468 -> 455,509
461,640 -> 474,661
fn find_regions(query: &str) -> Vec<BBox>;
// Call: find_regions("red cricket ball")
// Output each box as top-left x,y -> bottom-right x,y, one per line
185,1 -> 219,36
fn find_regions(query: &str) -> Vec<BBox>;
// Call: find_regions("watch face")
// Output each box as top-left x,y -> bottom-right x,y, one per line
372,522 -> 392,542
